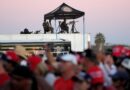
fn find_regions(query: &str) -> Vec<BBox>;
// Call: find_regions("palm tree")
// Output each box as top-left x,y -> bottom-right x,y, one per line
95,33 -> 105,52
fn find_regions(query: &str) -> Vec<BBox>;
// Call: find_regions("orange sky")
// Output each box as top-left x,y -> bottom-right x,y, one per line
0,0 -> 130,44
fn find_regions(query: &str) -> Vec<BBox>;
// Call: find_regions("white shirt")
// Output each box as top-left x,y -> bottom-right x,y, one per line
45,73 -> 57,86
99,62 -> 112,87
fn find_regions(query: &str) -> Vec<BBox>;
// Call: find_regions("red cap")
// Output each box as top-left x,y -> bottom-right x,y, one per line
87,66 -> 104,85
27,55 -> 42,71
112,45 -> 129,57
6,50 -> 20,63
112,45 -> 124,57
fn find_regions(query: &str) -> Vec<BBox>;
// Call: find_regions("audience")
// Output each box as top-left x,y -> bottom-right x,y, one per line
0,45 -> 130,90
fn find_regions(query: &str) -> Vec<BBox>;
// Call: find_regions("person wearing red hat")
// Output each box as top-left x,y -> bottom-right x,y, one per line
27,55 -> 53,90
0,66 -> 40,90
0,60 -> 10,87
3,50 -> 20,73
27,55 -> 48,76
0,51 -> 19,87
27,55 -> 42,72
6,50 -> 20,63
82,49 -> 104,90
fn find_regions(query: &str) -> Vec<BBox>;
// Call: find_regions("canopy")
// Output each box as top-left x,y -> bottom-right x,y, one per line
44,3 -> 85,20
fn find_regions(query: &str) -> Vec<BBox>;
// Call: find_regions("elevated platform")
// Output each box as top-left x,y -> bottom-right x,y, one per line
0,33 -> 90,51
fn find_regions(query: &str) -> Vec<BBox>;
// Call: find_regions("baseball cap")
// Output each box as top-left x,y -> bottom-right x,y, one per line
60,54 -> 77,65
0,52 -> 19,69
27,55 -> 42,71
6,50 -> 20,63
87,66 -> 104,85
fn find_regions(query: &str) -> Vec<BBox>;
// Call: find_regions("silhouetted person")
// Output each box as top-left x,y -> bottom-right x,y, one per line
70,21 -> 79,33
20,28 -> 32,34
23,28 -> 30,34
42,20 -> 53,34
60,18 -> 69,33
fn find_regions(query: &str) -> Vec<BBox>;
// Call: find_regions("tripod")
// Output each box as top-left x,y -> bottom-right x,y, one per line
70,21 -> 79,33
56,21 -> 61,34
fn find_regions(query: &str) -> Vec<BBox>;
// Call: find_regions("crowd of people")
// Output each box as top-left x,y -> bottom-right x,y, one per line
0,45 -> 130,90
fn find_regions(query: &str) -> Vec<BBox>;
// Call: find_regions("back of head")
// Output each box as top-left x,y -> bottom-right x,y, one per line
11,66 -> 38,90
82,49 -> 98,64
11,65 -> 33,79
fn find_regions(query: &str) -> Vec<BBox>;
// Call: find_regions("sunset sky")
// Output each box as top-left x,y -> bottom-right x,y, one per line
0,0 -> 130,44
